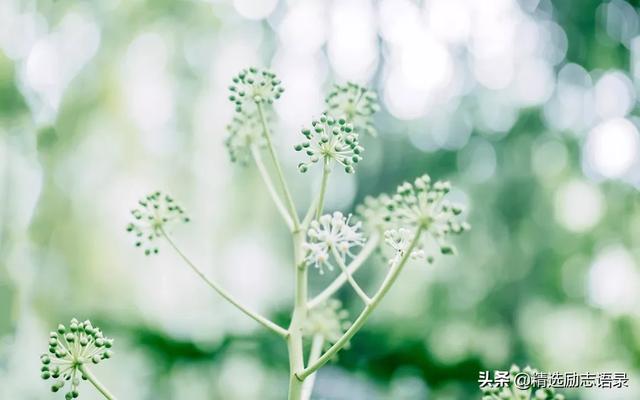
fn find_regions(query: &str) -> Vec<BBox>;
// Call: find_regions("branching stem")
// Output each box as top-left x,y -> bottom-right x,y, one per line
257,102 -> 300,230
308,232 -> 380,309
315,160 -> 330,220
251,144 -> 294,230
301,334 -> 324,400
331,247 -> 370,305
296,227 -> 423,380
161,229 -> 288,338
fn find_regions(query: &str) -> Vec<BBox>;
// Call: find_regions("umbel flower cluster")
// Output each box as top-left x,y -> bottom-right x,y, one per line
481,365 -> 566,400
325,82 -> 379,136
303,211 -> 365,274
126,191 -> 189,255
356,174 -> 470,265
224,111 -> 265,164
294,114 -> 363,174
228,67 -> 284,113
41,319 -> 114,399
39,66 -> 471,400
303,299 -> 351,347
302,174 -> 468,276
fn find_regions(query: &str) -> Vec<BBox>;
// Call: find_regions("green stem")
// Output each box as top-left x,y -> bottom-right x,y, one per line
79,364 -> 117,400
308,232 -> 380,309
331,247 -> 370,305
162,229 -> 288,338
315,160 -> 331,220
287,230 -> 307,400
251,145 -> 294,230
257,102 -> 300,230
297,227 -> 423,380
301,334 -> 324,400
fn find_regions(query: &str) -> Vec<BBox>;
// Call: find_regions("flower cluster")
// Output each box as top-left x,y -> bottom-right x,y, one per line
224,111 -> 266,164
303,212 -> 365,274
481,365 -> 565,400
355,194 -> 394,234
126,191 -> 189,255
325,82 -> 379,136
303,299 -> 351,346
382,174 -> 469,262
384,228 -> 427,264
228,67 -> 284,113
294,113 -> 364,174
41,319 -> 114,399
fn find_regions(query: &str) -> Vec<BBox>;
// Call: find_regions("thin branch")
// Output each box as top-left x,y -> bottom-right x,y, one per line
161,229 -> 288,338
331,247 -> 370,305
302,159 -> 331,229
315,160 -> 330,220
79,365 -> 117,400
257,103 -> 300,230
251,145 -> 294,230
301,195 -> 318,229
308,232 -> 380,309
301,334 -> 324,400
296,227 -> 423,380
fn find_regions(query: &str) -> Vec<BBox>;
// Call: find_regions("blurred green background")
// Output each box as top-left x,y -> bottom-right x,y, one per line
1,0 -> 640,399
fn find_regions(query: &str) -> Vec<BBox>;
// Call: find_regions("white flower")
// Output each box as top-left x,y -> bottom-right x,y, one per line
384,228 -> 427,265
303,212 -> 365,274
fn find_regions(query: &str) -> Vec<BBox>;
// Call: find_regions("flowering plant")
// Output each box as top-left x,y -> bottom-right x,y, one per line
40,68 -> 469,399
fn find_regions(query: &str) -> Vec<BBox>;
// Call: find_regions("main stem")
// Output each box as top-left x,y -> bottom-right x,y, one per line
79,364 -> 117,400
288,229 -> 307,400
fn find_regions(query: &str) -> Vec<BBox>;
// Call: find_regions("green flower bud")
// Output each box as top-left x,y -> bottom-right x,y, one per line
227,67 -> 284,114
325,82 -> 379,136
40,319 -> 114,398
127,192 -> 189,255
295,112 -> 365,174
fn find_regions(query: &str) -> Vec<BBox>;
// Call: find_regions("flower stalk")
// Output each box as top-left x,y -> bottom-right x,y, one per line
78,365 -> 117,400
296,226 -> 423,381
308,232 -> 380,309
161,228 -> 288,338
251,144 -> 294,230
257,102 -> 300,231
